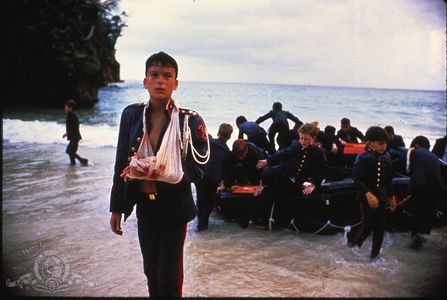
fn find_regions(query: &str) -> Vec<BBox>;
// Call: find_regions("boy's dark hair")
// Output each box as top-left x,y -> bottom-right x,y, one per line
235,116 -> 248,127
384,126 -> 395,134
410,135 -> 430,149
365,126 -> 387,142
341,118 -> 351,126
324,125 -> 336,136
65,99 -> 76,109
272,102 -> 282,110
145,51 -> 178,78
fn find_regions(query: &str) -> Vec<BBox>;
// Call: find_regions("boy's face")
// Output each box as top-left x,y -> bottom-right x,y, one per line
64,105 -> 71,113
368,140 -> 387,154
299,133 -> 315,149
143,63 -> 178,101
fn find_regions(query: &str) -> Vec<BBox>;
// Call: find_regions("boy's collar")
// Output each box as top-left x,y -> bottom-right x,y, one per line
146,98 -> 176,115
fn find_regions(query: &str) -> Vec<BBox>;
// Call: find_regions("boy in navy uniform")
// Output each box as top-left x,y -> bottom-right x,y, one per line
255,101 -> 303,152
63,99 -> 88,166
348,126 -> 396,259
406,135 -> 446,249
109,52 -> 208,297
336,117 -> 365,145
256,123 -> 327,226
195,123 -> 233,231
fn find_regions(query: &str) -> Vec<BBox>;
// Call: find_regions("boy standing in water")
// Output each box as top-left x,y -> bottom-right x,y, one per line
348,126 -> 396,259
109,52 -> 208,297
406,136 -> 446,249
63,99 -> 88,166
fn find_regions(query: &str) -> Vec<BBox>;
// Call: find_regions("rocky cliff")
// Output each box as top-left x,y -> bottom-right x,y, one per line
3,0 -> 126,108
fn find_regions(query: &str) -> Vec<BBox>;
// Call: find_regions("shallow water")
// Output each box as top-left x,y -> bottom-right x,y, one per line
2,142 -> 447,297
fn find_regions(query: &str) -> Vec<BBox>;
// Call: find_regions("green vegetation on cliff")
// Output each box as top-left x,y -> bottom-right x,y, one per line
3,0 -> 126,108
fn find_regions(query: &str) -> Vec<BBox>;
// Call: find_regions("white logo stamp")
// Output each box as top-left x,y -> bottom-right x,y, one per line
6,249 -> 95,293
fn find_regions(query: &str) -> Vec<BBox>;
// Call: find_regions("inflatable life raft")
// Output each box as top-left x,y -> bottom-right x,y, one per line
216,145 -> 447,234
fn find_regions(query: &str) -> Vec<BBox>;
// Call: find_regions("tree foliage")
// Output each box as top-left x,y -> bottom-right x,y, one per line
3,0 -> 127,108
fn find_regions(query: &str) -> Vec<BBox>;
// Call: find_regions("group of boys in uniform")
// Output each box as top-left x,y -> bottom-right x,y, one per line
104,51 -> 446,297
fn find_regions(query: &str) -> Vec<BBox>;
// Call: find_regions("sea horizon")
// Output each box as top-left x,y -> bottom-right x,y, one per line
116,78 -> 446,93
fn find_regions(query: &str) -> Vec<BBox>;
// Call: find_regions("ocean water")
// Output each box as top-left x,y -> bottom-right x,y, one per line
2,81 -> 447,297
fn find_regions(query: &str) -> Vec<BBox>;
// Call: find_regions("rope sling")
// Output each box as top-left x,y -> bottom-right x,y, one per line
128,102 -> 210,184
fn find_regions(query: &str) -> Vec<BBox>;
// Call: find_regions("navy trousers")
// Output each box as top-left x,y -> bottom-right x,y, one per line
136,194 -> 187,297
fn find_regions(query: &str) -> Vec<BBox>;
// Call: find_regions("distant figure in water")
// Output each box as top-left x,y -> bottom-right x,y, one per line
63,99 -> 88,166
256,102 -> 303,152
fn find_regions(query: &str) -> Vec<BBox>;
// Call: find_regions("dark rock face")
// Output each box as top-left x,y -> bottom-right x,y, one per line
2,0 -> 126,108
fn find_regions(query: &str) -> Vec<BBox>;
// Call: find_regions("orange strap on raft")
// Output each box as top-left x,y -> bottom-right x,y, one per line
232,186 -> 258,194
343,143 -> 365,155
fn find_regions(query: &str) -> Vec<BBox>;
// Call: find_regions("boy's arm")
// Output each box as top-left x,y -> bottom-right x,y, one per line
181,113 -> 208,183
238,128 -> 244,139
286,111 -> 302,125
267,141 -> 297,165
353,154 -> 369,195
309,148 -> 327,187
355,128 -> 366,142
385,157 -> 394,197
255,112 -> 272,124
110,107 -> 132,213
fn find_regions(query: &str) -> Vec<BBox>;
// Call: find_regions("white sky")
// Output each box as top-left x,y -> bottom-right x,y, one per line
115,0 -> 446,91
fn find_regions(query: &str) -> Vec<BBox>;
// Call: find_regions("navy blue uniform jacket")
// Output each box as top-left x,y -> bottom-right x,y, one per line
353,149 -> 394,204
109,101 -> 208,228
66,111 -> 82,141
267,140 -> 327,187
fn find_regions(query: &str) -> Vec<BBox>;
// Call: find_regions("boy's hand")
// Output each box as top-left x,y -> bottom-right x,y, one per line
302,182 -> 316,195
256,159 -> 267,169
388,196 -> 397,212
110,212 -> 123,235
253,185 -> 264,197
365,192 -> 380,209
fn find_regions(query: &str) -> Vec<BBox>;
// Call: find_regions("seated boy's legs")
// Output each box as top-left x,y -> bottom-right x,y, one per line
411,188 -> 439,237
195,176 -> 218,230
269,177 -> 300,228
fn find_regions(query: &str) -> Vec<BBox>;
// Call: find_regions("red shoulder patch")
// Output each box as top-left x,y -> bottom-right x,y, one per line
197,123 -> 207,141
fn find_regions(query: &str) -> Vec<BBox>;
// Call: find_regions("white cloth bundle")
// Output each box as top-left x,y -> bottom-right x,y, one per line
127,103 -> 184,184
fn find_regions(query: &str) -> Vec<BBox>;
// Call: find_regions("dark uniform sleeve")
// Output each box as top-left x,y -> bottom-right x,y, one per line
354,127 -> 365,142
286,111 -> 302,126
255,111 -> 272,124
110,107 -> 132,213
181,112 -> 209,183
384,155 -> 394,197
353,154 -> 369,196
309,147 -> 327,187
267,140 -> 297,165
